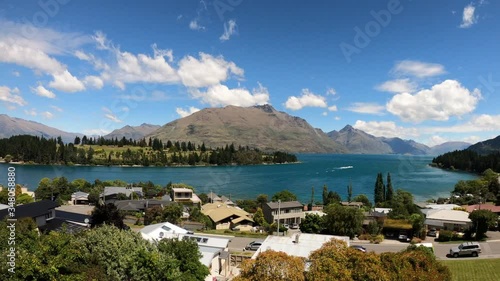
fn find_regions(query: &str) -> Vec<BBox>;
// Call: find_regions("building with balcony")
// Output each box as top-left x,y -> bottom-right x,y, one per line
262,201 -> 304,225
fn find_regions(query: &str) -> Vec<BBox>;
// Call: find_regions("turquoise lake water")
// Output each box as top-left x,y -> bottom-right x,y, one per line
0,154 -> 477,203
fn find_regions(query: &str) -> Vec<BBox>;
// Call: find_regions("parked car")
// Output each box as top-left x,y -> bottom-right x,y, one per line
427,228 -> 437,237
398,234 -> 410,242
282,224 -> 290,229
350,245 -> 367,252
449,242 -> 481,258
290,223 -> 299,229
245,241 -> 262,251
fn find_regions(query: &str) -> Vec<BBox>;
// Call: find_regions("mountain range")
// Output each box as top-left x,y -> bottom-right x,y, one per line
0,105 -> 477,154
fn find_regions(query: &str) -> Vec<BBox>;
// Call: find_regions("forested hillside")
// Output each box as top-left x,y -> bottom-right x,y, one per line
431,149 -> 500,173
0,135 -> 297,166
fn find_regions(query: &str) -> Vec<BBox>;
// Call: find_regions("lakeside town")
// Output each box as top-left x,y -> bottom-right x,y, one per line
1,168 -> 499,280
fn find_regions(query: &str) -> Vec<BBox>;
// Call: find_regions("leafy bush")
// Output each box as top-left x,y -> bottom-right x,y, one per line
370,234 -> 384,244
437,230 -> 453,242
410,237 -> 422,244
358,233 -> 371,240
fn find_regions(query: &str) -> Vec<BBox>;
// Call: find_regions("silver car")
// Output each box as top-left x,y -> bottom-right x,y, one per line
450,242 -> 481,257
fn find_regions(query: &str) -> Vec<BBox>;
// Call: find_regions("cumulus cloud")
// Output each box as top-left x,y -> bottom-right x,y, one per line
190,83 -> 269,107
49,70 -> 86,92
178,52 -> 243,87
386,79 -> 481,123
328,105 -> 338,112
83,128 -> 111,136
31,85 -> 56,99
0,20 -> 88,93
430,114 -> 500,133
346,103 -> 385,115
392,60 -> 446,78
326,88 -> 337,96
285,89 -> 328,110
353,120 -> 419,138
0,86 -> 26,106
50,105 -> 63,112
220,20 -> 237,41
83,75 -> 104,89
376,78 -> 417,93
176,106 -> 201,118
460,4 -> 477,28
427,135 -> 448,146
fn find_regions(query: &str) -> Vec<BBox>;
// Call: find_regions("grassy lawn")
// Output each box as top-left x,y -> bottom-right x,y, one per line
441,259 -> 500,281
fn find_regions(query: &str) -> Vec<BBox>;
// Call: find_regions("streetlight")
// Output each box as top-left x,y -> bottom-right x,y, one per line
277,200 -> 281,236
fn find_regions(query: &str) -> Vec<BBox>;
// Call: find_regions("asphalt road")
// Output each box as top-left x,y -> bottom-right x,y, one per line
228,235 -> 500,260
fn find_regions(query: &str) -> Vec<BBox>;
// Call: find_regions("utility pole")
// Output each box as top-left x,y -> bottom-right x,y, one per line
277,200 -> 281,236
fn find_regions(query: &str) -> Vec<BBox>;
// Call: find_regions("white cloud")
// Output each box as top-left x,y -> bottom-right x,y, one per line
430,114 -> 500,133
12,71 -> 20,77
83,128 -> 111,136
0,20 -> 89,93
376,78 -> 417,93
334,116 -> 341,121
41,111 -> 54,119
392,60 -> 446,78
102,107 -> 122,123
462,135 -> 481,144
353,120 -> 419,138
190,83 -> 269,107
50,105 -> 63,112
24,108 -> 37,116
328,105 -> 338,112
189,20 -> 205,31
31,85 -> 56,99
0,86 -> 26,106
460,4 -> 477,28
220,20 -> 238,41
49,70 -> 86,92
176,106 -> 201,118
285,89 -> 328,110
386,79 -> 481,123
322,112 -> 328,116
427,135 -> 448,146
326,88 -> 336,95
178,52 -> 243,87
346,102 -> 385,115
83,75 -> 104,89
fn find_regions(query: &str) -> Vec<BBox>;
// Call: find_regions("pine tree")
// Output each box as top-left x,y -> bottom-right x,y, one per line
347,181 -> 353,203
322,184 -> 328,206
374,173 -> 385,205
386,172 -> 394,202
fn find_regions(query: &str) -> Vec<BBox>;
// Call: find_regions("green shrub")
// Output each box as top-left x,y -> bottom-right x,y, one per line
370,234 -> 384,244
438,229 -> 453,242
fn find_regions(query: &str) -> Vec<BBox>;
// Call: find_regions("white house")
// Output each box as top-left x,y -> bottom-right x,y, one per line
251,233 -> 350,259
140,221 -> 189,241
425,209 -> 472,232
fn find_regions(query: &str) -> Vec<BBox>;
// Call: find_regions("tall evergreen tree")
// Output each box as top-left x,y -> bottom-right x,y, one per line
374,173 -> 385,205
347,181 -> 353,203
322,184 -> 328,206
386,172 -> 394,202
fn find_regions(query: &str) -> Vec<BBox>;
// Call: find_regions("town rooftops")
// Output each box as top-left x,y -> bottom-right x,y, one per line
463,203 -> 500,213
425,209 -> 471,223
172,187 -> 193,193
71,191 -> 89,199
202,203 -> 253,223
251,233 -> 350,259
140,221 -> 189,241
425,204 -> 461,210
0,200 -> 59,219
266,201 -> 303,209
101,186 -> 143,197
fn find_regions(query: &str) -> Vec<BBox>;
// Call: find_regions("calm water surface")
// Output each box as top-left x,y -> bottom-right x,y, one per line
0,154 -> 477,203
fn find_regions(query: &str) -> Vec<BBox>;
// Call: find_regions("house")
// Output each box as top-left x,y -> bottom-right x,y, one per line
140,221 -> 189,241
101,186 -> 143,201
0,200 -> 59,227
114,199 -> 173,212
201,203 -> 254,231
463,203 -> 500,215
71,191 -> 89,205
0,185 -> 35,199
262,201 -> 304,225
171,188 -> 201,204
341,201 -> 364,208
304,210 -> 326,217
207,192 -> 222,203
251,233 -> 350,259
220,195 -> 235,206
425,209 -> 472,232
140,222 -> 233,280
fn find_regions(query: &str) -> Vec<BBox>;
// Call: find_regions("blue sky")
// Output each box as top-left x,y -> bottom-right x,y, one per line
0,0 -> 499,146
